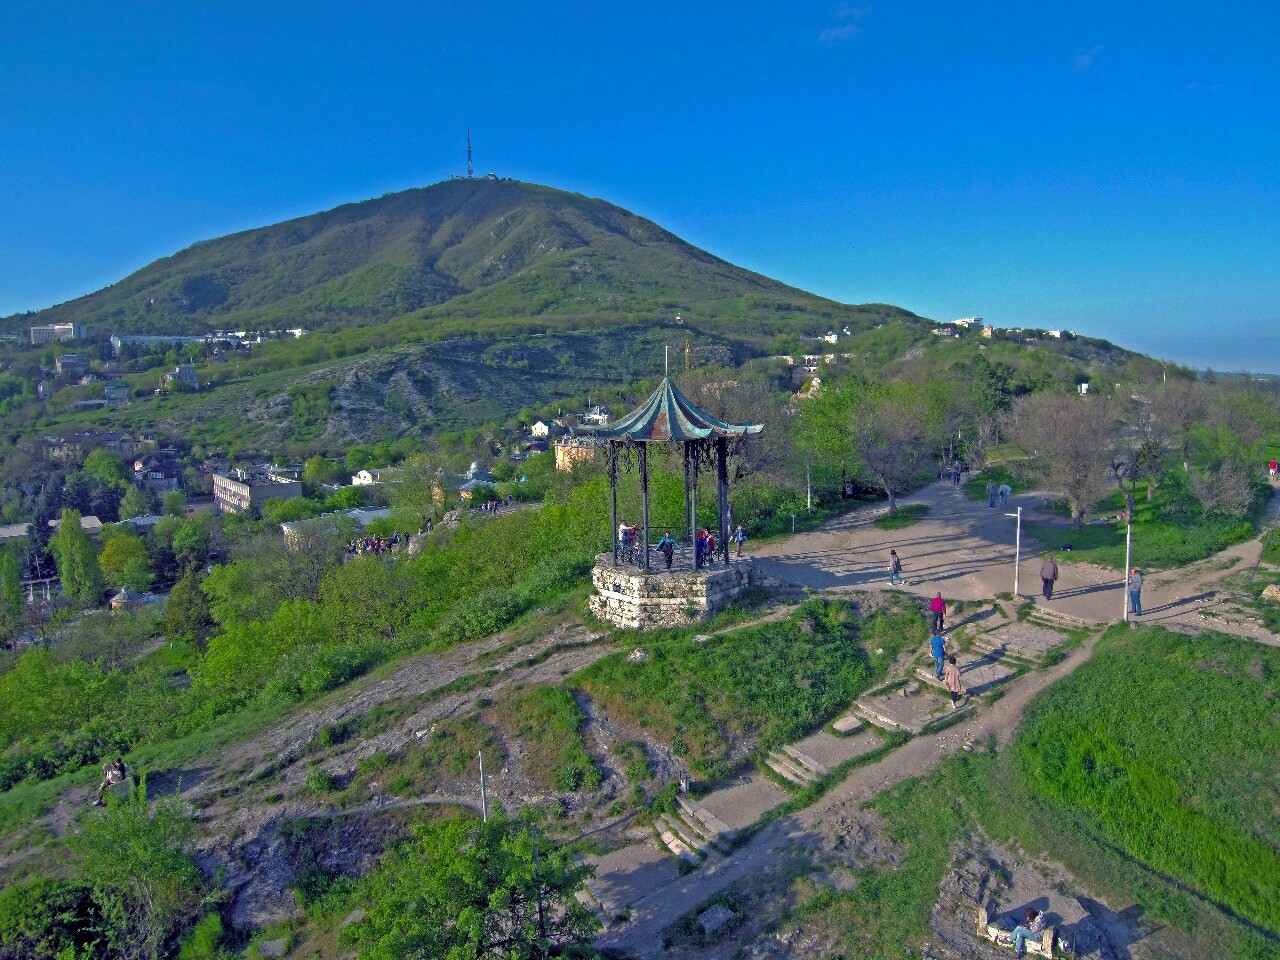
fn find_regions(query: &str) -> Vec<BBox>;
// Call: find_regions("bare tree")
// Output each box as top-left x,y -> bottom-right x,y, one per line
1007,392 -> 1115,527
850,387 -> 940,513
1150,379 -> 1207,473
1188,460 -> 1255,518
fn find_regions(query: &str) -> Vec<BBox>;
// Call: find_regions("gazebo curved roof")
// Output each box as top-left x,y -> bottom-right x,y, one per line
582,377 -> 764,442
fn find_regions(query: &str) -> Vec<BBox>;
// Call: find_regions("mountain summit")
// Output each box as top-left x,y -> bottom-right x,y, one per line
15,179 -> 914,337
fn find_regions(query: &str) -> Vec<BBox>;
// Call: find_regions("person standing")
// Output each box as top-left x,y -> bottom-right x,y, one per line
731,523 -> 747,558
943,655 -> 964,709
657,531 -> 679,572
1270,458 -> 1278,480
931,632 -> 947,679
987,479 -> 998,507
1128,568 -> 1144,616
951,464 -> 962,485
1040,554 -> 1059,600
930,592 -> 946,632
888,548 -> 903,585
997,482 -> 1012,507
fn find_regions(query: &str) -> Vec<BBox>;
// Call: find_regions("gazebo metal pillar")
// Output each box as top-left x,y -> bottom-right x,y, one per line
609,441 -> 619,566
716,437 -> 730,565
639,443 -> 651,571
684,444 -> 699,571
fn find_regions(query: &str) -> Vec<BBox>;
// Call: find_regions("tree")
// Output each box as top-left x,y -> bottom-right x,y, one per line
0,548 -> 23,641
119,486 -> 154,521
49,508 -> 105,606
1150,379 -> 1207,473
848,383 -> 942,513
1007,392 -> 1114,527
161,569 -> 214,645
343,807 -> 598,960
69,783 -> 207,960
324,485 -> 367,511
83,450 -> 132,486
1188,459 -> 1255,518
99,533 -> 150,588
162,490 -> 185,517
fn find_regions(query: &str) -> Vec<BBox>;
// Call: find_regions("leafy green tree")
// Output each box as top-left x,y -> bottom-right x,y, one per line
99,533 -> 150,587
0,547 -> 24,641
343,807 -> 598,960
260,496 -> 324,525
119,486 -> 154,520
172,516 -> 213,572
49,508 -> 105,606
163,490 -> 185,517
83,449 -> 132,486
324,485 -> 367,511
1008,391 -> 1114,527
162,569 -> 215,645
69,782 -> 207,960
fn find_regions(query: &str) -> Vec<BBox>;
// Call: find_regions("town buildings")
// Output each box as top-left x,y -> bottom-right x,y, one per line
212,468 -> 303,514
29,323 -> 85,345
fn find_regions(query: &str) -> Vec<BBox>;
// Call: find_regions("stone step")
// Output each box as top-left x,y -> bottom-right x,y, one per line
676,795 -> 738,848
914,667 -> 956,693
853,701 -> 911,734
659,812 -> 718,860
654,817 -> 702,864
920,698 -> 978,730
780,744 -> 828,778
1027,605 -> 1090,629
670,806 -> 732,856
765,749 -> 819,786
969,634 -> 1039,666
831,712 -> 865,735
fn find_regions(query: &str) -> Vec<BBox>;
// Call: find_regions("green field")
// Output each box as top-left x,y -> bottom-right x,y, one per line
572,599 -> 921,780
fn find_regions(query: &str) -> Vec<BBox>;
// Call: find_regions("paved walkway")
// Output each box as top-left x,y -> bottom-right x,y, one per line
750,480 -> 1278,642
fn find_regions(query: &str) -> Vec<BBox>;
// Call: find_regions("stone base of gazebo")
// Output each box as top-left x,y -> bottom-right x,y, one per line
589,556 -> 768,629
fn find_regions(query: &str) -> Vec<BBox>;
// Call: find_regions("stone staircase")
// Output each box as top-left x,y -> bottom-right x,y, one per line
762,745 -> 827,787
1025,604 -> 1090,632
654,795 -> 736,862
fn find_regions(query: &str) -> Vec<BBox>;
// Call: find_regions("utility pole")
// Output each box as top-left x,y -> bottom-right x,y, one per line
806,450 -> 812,514
479,751 -> 488,821
1006,507 -> 1022,596
1123,521 -> 1132,622
466,129 -> 473,179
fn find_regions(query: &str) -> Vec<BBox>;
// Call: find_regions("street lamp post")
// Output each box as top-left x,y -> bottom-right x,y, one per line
1005,507 -> 1022,596
1123,521 -> 1132,622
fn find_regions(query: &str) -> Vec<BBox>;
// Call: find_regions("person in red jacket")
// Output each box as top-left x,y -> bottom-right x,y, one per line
930,593 -> 946,632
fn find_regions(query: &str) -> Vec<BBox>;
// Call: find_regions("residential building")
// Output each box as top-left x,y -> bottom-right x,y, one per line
109,333 -> 225,357
279,506 -> 391,548
581,404 -> 612,426
458,461 -> 495,500
44,431 -> 143,463
133,454 -> 183,494
0,523 -> 31,546
212,469 -> 303,514
530,420 -> 566,440
103,381 -> 131,407
162,364 -> 199,390
54,354 -> 89,378
352,468 -> 387,485
47,514 -> 103,539
554,438 -> 600,473
29,323 -> 84,345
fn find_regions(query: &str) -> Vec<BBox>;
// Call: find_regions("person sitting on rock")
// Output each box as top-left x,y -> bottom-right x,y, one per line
94,757 -> 130,806
1011,908 -> 1046,956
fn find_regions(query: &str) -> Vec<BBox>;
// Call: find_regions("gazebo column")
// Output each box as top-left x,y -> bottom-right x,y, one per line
689,444 -> 699,571
639,442 -> 651,571
717,437 -> 730,565
609,441 -> 618,566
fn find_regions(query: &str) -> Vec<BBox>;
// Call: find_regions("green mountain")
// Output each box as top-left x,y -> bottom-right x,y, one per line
10,178 -> 916,338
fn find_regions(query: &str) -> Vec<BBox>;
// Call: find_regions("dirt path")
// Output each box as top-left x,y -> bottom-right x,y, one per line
750,481 -> 1277,643
599,629 -> 1104,956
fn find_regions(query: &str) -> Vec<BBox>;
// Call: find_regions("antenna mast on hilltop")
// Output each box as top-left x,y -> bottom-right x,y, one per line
467,129 -> 474,179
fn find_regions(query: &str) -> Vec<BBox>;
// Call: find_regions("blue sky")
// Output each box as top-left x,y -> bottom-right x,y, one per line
3,2 -> 1278,371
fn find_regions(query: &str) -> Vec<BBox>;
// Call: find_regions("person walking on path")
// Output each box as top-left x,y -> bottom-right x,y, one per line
930,592 -> 946,632
731,523 -> 747,558
1040,555 -> 1059,600
888,548 -> 903,585
997,482 -> 1012,507
943,655 -> 964,709
987,479 -> 998,507
1128,568 -> 1144,616
951,464 -> 962,485
1270,458 -> 1278,480
657,531 -> 679,572
931,632 -> 948,679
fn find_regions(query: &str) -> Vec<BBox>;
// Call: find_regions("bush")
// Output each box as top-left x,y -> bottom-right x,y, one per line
0,877 -> 105,959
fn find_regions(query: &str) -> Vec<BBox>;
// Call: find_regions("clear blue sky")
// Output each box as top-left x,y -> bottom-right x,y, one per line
3,2 -> 1278,371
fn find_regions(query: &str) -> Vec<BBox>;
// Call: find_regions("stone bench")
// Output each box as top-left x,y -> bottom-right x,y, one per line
977,904 -> 1057,957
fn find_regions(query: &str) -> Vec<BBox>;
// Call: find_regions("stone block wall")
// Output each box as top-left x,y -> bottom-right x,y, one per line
589,556 -> 764,629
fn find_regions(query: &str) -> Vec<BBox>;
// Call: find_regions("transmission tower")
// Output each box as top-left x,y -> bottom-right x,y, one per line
466,130 -> 474,178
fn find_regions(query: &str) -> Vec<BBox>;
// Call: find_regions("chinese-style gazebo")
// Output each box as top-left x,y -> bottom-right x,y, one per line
582,377 -> 763,571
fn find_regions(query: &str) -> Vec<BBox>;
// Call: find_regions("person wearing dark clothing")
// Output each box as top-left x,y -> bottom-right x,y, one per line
930,593 -> 946,633
987,479 -> 997,507
1128,568 -> 1144,616
1012,909 -> 1046,956
657,532 -> 679,572
1040,556 -> 1059,600
888,549 -> 903,585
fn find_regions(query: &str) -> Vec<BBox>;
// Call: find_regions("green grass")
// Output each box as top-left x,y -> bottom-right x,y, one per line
873,503 -> 929,530
572,599 -> 920,780
963,464 -> 1019,502
1024,474 -> 1266,569
489,686 -> 600,793
1014,624 -> 1280,933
